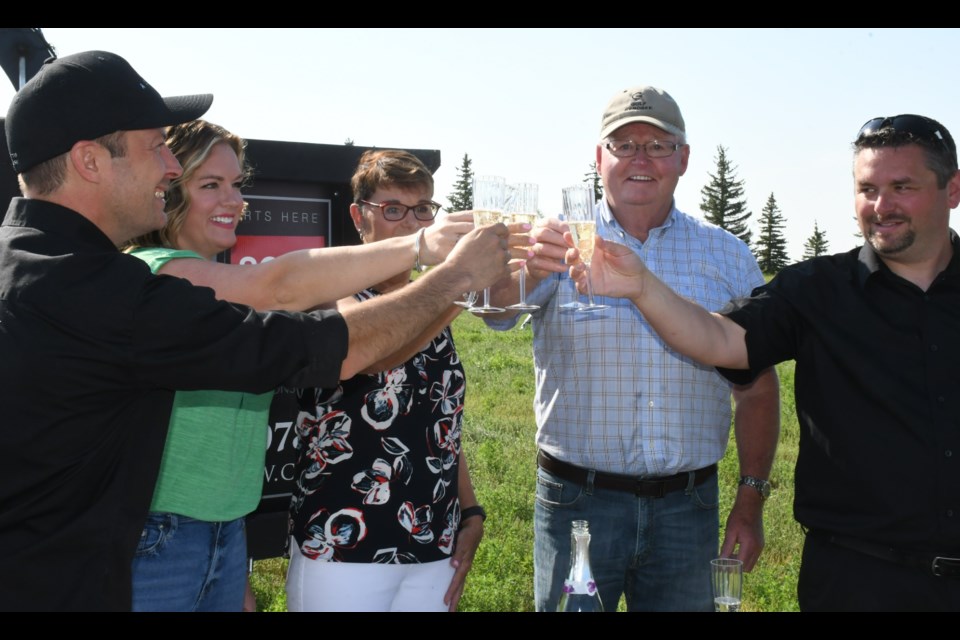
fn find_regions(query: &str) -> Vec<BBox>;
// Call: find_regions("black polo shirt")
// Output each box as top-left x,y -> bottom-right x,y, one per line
0,198 -> 348,611
722,233 -> 960,553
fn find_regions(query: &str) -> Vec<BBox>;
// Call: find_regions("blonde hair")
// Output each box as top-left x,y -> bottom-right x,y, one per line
122,120 -> 249,251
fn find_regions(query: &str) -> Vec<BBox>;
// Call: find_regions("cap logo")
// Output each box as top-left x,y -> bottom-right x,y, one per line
628,91 -> 650,112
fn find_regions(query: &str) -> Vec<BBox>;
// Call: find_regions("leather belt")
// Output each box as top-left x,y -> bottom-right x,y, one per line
810,529 -> 960,578
537,451 -> 716,498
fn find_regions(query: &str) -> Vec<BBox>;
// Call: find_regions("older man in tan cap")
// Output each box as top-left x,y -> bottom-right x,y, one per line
486,86 -> 779,611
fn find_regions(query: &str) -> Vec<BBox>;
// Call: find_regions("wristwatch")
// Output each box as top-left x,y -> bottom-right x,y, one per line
738,476 -> 771,500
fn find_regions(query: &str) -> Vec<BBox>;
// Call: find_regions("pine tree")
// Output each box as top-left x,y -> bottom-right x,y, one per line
584,161 -> 603,201
700,145 -> 753,246
803,220 -> 830,260
446,153 -> 474,212
754,193 -> 790,274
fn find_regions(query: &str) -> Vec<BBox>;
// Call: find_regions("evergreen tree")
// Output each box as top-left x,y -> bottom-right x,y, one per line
803,220 -> 830,260
754,193 -> 790,274
584,161 -> 603,201
446,153 -> 474,212
700,145 -> 753,246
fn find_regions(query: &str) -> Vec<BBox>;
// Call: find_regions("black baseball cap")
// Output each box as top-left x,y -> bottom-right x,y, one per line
5,50 -> 213,173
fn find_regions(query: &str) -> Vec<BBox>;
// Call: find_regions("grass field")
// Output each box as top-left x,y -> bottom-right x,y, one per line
251,311 -> 803,612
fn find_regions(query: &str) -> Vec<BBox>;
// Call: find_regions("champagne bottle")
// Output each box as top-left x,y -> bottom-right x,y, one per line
557,520 -> 604,612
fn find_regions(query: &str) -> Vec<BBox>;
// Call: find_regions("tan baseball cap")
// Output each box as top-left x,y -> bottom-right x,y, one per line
599,86 -> 685,140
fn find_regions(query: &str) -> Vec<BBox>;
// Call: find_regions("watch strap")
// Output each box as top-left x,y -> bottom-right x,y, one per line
460,505 -> 487,526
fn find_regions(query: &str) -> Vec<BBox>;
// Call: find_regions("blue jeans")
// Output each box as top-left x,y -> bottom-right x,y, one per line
131,513 -> 247,612
534,464 -> 718,612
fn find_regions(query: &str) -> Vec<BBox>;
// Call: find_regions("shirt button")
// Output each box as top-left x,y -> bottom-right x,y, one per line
947,509 -> 955,518
939,396 -> 946,403
931,344 -> 939,352
648,400 -> 655,408
946,450 -> 953,458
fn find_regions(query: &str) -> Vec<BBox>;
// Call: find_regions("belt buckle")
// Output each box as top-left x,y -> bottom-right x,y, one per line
634,479 -> 665,498
931,556 -> 960,577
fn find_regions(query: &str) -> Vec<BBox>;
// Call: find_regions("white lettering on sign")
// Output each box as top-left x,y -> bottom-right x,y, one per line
279,210 -> 321,224
263,462 -> 297,483
238,256 -> 276,265
243,209 -> 272,222
265,420 -> 294,451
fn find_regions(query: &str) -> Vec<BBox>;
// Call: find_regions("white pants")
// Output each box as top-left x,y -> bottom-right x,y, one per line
286,544 -> 456,612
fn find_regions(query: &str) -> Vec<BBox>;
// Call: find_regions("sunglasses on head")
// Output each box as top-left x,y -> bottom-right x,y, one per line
857,114 -> 955,154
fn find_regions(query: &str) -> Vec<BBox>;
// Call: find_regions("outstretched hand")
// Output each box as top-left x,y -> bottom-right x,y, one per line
420,212 -> 475,266
445,223 -> 516,292
566,235 -> 648,300
524,217 -> 573,281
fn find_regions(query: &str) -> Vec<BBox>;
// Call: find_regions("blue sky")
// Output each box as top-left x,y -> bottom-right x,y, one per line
4,28 -> 959,260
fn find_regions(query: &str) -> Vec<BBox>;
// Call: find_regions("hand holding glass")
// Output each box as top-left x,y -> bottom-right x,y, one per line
469,176 -> 507,315
711,558 -> 743,612
504,183 -> 540,312
562,184 -> 608,312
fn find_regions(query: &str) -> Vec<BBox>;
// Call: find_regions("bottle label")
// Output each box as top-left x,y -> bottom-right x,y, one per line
562,579 -> 598,595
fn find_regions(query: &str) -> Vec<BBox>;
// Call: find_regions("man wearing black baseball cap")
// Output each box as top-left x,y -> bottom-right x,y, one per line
0,51 -> 511,611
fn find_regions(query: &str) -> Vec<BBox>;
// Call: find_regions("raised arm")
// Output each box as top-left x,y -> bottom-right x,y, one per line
156,212 -> 475,312
335,294 -> 463,376
568,235 -> 750,369
338,223 -> 513,380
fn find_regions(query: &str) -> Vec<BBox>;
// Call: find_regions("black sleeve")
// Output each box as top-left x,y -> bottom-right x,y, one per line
715,283 -> 801,385
130,273 -> 348,394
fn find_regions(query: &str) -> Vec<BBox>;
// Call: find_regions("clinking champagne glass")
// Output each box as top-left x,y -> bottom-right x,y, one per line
469,175 -> 507,315
562,184 -> 609,312
450,204 -> 479,309
504,182 -> 540,312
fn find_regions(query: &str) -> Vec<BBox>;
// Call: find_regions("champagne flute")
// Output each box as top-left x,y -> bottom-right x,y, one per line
447,208 -> 479,309
562,184 -> 609,312
504,182 -> 540,312
469,175 -> 507,315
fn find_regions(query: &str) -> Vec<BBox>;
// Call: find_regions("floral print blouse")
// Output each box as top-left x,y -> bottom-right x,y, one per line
289,288 -> 465,563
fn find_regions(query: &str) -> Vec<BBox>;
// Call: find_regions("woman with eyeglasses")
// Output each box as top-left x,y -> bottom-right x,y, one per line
121,122 -> 475,612
285,149 -> 486,612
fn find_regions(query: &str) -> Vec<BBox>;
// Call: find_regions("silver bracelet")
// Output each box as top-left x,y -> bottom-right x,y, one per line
413,227 -> 426,272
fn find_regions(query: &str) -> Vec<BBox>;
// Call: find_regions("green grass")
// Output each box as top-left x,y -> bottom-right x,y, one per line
251,312 -> 802,612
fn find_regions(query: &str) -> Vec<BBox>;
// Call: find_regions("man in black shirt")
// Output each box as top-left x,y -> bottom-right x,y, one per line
0,50 -> 510,611
568,114 -> 960,611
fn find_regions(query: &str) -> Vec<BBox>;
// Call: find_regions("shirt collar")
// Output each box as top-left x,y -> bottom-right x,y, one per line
856,228 -> 960,288
4,197 -> 119,253
597,198 -> 677,243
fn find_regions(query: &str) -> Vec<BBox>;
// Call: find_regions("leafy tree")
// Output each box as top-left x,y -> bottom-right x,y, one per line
754,193 -> 790,274
700,145 -> 753,246
803,220 -> 830,260
584,161 -> 603,201
446,153 -> 474,212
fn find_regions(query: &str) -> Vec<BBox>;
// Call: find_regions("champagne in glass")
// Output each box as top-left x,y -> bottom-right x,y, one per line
710,558 -> 743,612
562,184 -> 608,312
469,176 -> 507,315
505,182 -> 540,312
